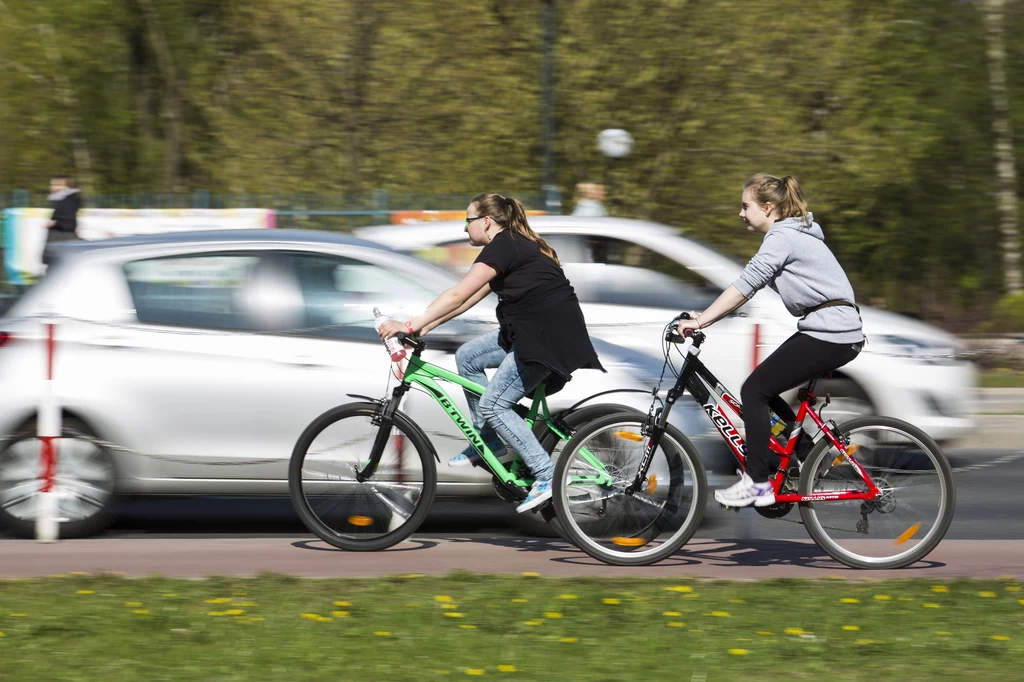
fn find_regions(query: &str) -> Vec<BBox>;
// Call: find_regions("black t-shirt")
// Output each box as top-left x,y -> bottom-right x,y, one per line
475,229 -> 603,393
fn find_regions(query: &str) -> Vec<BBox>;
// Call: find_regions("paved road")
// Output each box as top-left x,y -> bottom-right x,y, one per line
2,448 -> 1022,579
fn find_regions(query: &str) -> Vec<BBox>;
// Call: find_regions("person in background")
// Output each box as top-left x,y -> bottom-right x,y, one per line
571,182 -> 608,217
43,174 -> 83,269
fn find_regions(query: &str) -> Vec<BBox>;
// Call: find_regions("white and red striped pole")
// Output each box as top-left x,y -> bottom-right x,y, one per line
36,316 -> 61,543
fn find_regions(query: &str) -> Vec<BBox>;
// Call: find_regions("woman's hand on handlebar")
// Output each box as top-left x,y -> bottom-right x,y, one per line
676,312 -> 702,337
378,319 -> 410,341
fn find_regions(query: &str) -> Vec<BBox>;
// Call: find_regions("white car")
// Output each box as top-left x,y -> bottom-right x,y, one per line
0,229 -> 707,538
358,217 -> 977,443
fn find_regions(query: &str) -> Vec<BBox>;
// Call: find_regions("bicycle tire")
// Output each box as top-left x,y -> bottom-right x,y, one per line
552,412 -> 707,566
289,402 -> 437,551
798,415 -> 955,569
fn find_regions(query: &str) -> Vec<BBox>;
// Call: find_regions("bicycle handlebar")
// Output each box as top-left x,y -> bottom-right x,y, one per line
665,311 -> 704,345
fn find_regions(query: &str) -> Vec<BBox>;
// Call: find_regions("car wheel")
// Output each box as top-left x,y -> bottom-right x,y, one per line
0,416 -> 118,539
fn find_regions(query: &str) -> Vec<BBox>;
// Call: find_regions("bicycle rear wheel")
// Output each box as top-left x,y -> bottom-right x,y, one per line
289,402 -> 437,551
798,416 -> 955,569
552,413 -> 707,566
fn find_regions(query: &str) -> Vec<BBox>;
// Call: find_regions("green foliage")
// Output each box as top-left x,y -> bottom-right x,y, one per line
0,0 -> 1022,322
975,291 -> 1024,332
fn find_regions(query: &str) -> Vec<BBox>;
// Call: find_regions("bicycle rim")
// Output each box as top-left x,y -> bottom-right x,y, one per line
799,417 -> 954,569
554,415 -> 706,566
290,405 -> 436,551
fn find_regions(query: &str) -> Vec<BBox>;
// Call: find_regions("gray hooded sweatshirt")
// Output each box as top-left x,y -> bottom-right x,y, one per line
731,212 -> 864,345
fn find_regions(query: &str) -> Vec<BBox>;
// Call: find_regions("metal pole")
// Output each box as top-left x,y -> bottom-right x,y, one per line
540,0 -> 560,214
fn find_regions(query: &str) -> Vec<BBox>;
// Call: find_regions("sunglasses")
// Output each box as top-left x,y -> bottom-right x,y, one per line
465,216 -> 488,226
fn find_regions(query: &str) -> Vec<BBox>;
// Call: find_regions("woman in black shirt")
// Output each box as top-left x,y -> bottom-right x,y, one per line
379,193 -> 603,512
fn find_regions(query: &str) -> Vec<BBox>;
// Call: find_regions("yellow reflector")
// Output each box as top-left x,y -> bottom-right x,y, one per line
895,523 -> 921,545
614,431 -> 644,442
348,516 -> 373,527
611,537 -> 648,547
647,475 -> 658,496
832,444 -> 860,466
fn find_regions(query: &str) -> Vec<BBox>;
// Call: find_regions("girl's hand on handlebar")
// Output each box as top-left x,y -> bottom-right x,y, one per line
676,314 -> 702,336
378,319 -> 407,341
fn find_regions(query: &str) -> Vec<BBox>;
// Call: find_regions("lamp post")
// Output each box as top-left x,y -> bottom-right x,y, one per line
540,0 -> 560,214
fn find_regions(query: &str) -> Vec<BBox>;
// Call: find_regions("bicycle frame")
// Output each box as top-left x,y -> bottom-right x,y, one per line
363,338 -> 573,489
632,331 -> 880,504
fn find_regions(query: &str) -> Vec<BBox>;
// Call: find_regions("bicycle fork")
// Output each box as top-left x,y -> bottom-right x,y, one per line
355,382 -> 411,483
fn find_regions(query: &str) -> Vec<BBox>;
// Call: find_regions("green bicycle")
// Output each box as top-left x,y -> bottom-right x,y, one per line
288,332 -> 639,551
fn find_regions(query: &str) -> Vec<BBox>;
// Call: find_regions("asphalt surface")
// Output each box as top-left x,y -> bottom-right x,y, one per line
1,447 -> 1022,579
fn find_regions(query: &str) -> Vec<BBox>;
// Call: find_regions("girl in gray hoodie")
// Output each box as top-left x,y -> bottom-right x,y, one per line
676,174 -> 865,508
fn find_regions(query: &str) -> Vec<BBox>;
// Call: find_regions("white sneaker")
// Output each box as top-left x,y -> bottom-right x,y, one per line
714,472 -> 775,508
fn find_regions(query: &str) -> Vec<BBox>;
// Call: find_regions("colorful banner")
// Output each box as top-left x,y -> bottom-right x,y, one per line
3,208 -> 276,284
390,209 -> 546,225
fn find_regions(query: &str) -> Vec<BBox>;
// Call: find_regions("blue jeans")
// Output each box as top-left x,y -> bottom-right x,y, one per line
455,330 -> 555,482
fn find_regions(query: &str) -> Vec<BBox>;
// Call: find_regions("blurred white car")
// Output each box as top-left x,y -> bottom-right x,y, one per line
0,229 -> 706,538
358,217 -> 977,442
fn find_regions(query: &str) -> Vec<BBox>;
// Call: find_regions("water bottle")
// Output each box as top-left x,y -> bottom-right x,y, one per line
373,307 -> 407,362
769,411 -> 787,437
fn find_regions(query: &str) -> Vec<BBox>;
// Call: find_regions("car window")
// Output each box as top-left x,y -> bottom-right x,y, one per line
286,252 -> 438,342
123,253 -> 304,331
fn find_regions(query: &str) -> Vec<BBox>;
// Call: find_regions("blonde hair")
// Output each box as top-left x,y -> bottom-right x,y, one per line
744,173 -> 809,225
471,193 -> 560,265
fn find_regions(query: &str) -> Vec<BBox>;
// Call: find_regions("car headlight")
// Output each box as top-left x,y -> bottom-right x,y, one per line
874,334 -> 958,365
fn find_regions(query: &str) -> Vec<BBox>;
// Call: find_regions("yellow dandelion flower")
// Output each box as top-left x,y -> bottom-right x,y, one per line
465,670 -> 484,676
161,594 -> 179,598
521,572 -> 540,577
497,665 -> 517,673
316,616 -> 332,622
205,598 -> 231,604
683,593 -> 700,599
840,598 -> 859,604
603,598 -> 620,605
332,611 -> 349,617
689,629 -> 705,633
897,597 -> 914,602
666,585 -> 693,593
511,599 -> 528,603
757,631 -> 774,636
663,611 -> 682,617
729,599 -> 745,604
125,602 -> 143,607
1006,586 -> 1021,592
923,603 -> 941,609
667,622 -> 685,628
842,625 -> 861,631
978,591 -> 997,598
709,611 -> 730,618
208,612 -> 225,617
544,612 -> 563,619
1019,599 -> 1024,606
931,585 -> 949,593
238,601 -> 257,607
523,620 -> 542,626
561,637 -> 578,643
334,601 -> 352,607
0,632 -> 4,637
784,628 -> 804,636
460,625 -> 477,630
728,649 -> 748,656
224,609 -> 244,616
558,594 -> 577,600
440,603 -> 459,610
993,635 -> 1010,641
76,590 -> 94,595
249,616 -> 265,622
873,595 -> 891,601
401,573 -> 424,579
133,609 -> 150,615
434,596 -> 453,602
301,613 -> 321,621
445,612 -> 464,618
374,631 -> 391,637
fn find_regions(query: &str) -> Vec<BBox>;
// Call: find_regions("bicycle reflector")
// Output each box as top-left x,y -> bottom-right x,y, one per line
611,537 -> 649,547
832,443 -> 860,466
895,523 -> 921,545
614,431 -> 644,442
348,516 -> 374,527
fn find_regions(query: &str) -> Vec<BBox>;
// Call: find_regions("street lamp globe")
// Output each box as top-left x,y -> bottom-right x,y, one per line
597,128 -> 634,158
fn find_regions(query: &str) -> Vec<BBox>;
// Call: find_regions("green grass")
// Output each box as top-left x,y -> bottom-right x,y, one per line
1,574 -> 1023,681
980,369 -> 1024,388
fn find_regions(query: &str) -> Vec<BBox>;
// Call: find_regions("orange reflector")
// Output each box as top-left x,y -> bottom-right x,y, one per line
832,445 -> 859,466
611,537 -> 648,547
614,431 -> 644,442
895,523 -> 921,546
647,475 -> 658,496
348,515 -> 373,527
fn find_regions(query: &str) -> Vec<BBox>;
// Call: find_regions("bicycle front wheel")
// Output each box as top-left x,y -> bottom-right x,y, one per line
289,402 -> 437,551
799,416 -> 955,569
552,413 -> 707,566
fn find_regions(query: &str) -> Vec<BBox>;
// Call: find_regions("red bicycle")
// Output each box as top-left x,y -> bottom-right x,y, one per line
552,313 -> 956,568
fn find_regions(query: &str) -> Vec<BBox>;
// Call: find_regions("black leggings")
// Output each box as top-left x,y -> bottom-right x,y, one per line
741,332 -> 863,482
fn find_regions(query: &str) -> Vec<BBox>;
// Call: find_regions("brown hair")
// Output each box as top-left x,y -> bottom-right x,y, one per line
471,193 -> 560,265
744,173 -> 809,225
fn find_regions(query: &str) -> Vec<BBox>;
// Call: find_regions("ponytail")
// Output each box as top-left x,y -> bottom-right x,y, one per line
745,173 -> 809,225
470,192 -> 560,265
